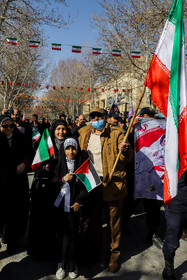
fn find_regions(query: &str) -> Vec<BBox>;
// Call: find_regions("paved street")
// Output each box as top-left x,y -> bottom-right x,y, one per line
0,173 -> 187,280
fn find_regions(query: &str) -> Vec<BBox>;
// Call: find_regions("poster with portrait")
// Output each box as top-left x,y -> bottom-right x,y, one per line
134,118 -> 166,200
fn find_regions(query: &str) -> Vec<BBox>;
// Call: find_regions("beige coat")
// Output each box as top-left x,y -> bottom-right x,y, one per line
79,123 -> 133,201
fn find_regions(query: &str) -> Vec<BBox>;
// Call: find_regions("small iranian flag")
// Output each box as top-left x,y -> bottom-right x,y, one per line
52,43 -> 61,50
31,128 -> 55,170
145,0 -> 187,204
32,131 -> 41,143
92,48 -> 102,55
29,40 -> 40,47
131,51 -> 141,58
112,49 -> 122,57
72,45 -> 82,53
6,37 -> 18,45
74,158 -> 101,192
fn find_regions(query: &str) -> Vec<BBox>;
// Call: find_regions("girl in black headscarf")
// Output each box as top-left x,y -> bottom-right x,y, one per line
0,115 -> 32,254
27,119 -> 71,259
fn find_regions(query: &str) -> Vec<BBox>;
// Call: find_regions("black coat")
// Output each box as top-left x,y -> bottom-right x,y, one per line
0,129 -> 31,243
168,170 -> 187,213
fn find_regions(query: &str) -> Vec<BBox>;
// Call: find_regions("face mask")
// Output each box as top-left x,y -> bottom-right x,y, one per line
91,120 -> 105,130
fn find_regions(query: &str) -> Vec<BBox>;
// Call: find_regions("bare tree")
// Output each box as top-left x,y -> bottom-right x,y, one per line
0,0 -> 70,109
0,0 -> 69,33
90,0 -> 186,81
45,58 -> 96,119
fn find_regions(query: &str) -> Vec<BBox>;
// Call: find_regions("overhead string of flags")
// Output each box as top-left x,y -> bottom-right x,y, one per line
6,37 -> 144,58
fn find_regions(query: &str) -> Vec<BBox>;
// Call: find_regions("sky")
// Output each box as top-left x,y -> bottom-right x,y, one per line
45,0 -> 104,66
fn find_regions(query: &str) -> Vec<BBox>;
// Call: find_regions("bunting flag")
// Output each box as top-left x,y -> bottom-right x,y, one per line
6,37 -> 18,45
52,43 -> 61,50
112,49 -> 122,57
131,51 -> 141,58
31,128 -> 55,170
144,0 -> 187,204
92,47 -> 102,54
29,40 -> 40,47
72,45 -> 82,53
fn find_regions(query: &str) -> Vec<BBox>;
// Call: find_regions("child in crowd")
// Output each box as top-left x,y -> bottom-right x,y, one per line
55,138 -> 88,280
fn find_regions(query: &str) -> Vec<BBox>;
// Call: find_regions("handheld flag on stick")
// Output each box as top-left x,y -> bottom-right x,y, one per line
31,128 -> 55,170
144,0 -> 187,204
74,158 -> 101,192
109,101 -> 122,117
32,131 -> 41,143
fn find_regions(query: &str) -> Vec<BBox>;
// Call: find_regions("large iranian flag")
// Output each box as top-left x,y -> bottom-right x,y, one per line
145,0 -> 187,204
31,128 -> 55,170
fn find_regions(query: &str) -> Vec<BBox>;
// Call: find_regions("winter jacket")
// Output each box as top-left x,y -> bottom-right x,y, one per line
78,123 -> 133,201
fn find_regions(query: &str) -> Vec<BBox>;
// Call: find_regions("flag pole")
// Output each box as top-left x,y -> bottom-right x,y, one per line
108,85 -> 146,181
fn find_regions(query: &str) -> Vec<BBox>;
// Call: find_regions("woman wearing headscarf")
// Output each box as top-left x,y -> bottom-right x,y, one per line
0,115 -> 32,254
27,119 -> 71,259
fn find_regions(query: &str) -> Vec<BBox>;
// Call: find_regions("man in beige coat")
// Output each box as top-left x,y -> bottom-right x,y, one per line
79,107 -> 133,272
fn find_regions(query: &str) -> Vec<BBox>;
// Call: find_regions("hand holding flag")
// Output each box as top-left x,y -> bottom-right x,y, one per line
74,158 -> 101,192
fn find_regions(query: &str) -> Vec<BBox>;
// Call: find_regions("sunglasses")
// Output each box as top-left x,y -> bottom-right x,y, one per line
1,124 -> 14,129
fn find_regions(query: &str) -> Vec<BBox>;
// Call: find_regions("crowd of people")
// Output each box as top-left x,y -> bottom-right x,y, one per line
0,106 -> 186,280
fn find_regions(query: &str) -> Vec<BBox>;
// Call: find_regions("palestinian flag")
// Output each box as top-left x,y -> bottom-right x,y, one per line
31,128 -> 55,170
6,37 -> 18,45
74,158 -> 101,192
52,43 -> 61,50
29,40 -> 40,47
112,49 -> 122,57
92,48 -> 102,55
32,131 -> 41,143
144,0 -> 187,204
72,45 -> 82,53
131,51 -> 141,58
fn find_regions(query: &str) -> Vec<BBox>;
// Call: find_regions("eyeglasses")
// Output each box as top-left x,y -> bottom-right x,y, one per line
1,124 -> 14,129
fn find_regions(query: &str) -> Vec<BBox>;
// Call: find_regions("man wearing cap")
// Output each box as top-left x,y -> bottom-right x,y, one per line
78,107 -> 133,272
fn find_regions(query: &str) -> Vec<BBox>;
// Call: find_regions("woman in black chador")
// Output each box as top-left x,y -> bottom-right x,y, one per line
0,115 -> 32,254
27,119 -> 71,259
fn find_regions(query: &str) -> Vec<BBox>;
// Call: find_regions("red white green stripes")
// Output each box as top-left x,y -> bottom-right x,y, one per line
131,51 -> 141,58
32,131 -> 41,143
112,49 -> 122,57
31,128 -> 55,170
145,0 -> 187,204
72,46 -> 82,53
6,37 -> 18,45
52,43 -> 61,50
29,40 -> 40,47
92,48 -> 102,54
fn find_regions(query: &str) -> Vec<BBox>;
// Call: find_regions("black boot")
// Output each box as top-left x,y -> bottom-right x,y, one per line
162,258 -> 176,280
